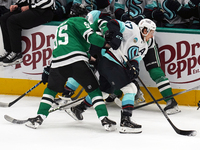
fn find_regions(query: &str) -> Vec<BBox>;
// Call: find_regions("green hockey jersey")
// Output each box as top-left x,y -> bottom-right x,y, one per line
51,17 -> 107,68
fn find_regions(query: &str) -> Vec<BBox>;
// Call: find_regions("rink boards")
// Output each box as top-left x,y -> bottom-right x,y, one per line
0,22 -> 200,106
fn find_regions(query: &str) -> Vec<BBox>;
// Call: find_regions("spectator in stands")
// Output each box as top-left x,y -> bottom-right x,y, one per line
144,0 -> 191,28
73,0 -> 114,21
114,0 -> 148,24
0,0 -> 16,16
53,0 -> 73,21
0,0 -> 55,67
187,0 -> 200,29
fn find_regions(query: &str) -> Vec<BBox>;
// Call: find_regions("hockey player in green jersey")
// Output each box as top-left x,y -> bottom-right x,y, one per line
25,3 -> 116,131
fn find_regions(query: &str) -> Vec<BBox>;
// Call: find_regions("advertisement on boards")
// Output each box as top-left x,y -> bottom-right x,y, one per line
1,26 -> 200,90
0,25 -> 57,80
155,32 -> 200,89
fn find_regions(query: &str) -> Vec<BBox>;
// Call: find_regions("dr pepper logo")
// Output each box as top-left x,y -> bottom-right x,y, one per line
15,32 -> 55,70
159,40 -> 200,83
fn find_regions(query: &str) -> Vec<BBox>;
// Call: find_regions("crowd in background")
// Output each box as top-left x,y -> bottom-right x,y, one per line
0,0 -> 199,67
53,0 -> 200,29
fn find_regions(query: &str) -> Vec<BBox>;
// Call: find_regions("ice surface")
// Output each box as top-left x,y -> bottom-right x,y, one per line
0,94 -> 199,150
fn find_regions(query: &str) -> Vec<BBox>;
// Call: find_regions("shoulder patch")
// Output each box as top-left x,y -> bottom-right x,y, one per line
133,37 -> 138,43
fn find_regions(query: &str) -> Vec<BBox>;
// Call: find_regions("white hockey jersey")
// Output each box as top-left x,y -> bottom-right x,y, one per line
103,20 -> 154,67
86,10 -> 155,67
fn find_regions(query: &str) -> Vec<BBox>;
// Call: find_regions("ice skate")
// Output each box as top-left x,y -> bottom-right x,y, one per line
25,115 -> 45,129
119,111 -> 142,134
65,102 -> 86,120
135,89 -> 145,106
101,117 -> 116,131
164,98 -> 181,115
3,52 -> 22,67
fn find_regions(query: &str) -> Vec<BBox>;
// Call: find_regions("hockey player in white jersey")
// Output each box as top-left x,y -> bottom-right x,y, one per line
107,0 -> 181,115
67,18 -> 156,134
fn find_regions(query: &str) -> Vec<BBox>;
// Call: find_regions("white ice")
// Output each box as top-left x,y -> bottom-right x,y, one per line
0,94 -> 200,150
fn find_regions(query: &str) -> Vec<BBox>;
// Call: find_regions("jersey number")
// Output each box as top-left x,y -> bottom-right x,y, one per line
125,21 -> 133,29
54,25 -> 69,49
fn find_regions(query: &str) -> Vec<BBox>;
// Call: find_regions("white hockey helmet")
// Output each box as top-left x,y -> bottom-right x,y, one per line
138,19 -> 156,37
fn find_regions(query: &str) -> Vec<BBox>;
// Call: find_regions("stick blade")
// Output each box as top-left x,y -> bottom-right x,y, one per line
177,130 -> 197,136
0,102 -> 9,107
4,115 -> 28,124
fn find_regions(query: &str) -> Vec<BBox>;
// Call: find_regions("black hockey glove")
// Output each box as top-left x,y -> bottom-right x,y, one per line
188,0 -> 199,8
126,65 -> 139,81
42,66 -> 50,84
152,8 -> 165,21
165,0 -> 182,12
105,30 -> 123,50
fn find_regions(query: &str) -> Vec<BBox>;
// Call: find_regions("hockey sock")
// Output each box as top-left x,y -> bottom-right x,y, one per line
37,103 -> 52,117
66,77 -> 80,91
88,88 -> 108,117
37,87 -> 57,116
94,104 -> 108,118
149,68 -> 173,102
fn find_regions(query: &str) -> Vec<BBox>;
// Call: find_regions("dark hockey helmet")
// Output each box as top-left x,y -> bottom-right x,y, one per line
70,3 -> 88,17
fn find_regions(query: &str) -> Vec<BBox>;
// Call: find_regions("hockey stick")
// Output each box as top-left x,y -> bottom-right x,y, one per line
118,49 -> 197,136
49,96 -> 86,113
133,84 -> 200,110
4,96 -> 86,124
128,0 -> 131,18
0,81 -> 43,107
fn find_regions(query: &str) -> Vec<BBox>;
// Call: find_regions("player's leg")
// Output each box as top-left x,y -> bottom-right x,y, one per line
25,67 -> 67,129
72,61 -> 116,130
119,82 -> 142,134
143,46 -> 181,115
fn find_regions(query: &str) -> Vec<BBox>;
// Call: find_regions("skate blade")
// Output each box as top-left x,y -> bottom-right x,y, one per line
165,106 -> 181,115
104,124 -> 117,131
119,126 -> 142,134
25,121 -> 40,129
65,109 -> 79,121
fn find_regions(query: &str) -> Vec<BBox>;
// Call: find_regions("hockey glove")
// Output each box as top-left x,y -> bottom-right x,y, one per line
152,8 -> 165,21
126,66 -> 139,80
105,30 -> 123,50
188,0 -> 199,8
165,0 -> 182,12
42,66 -> 50,84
